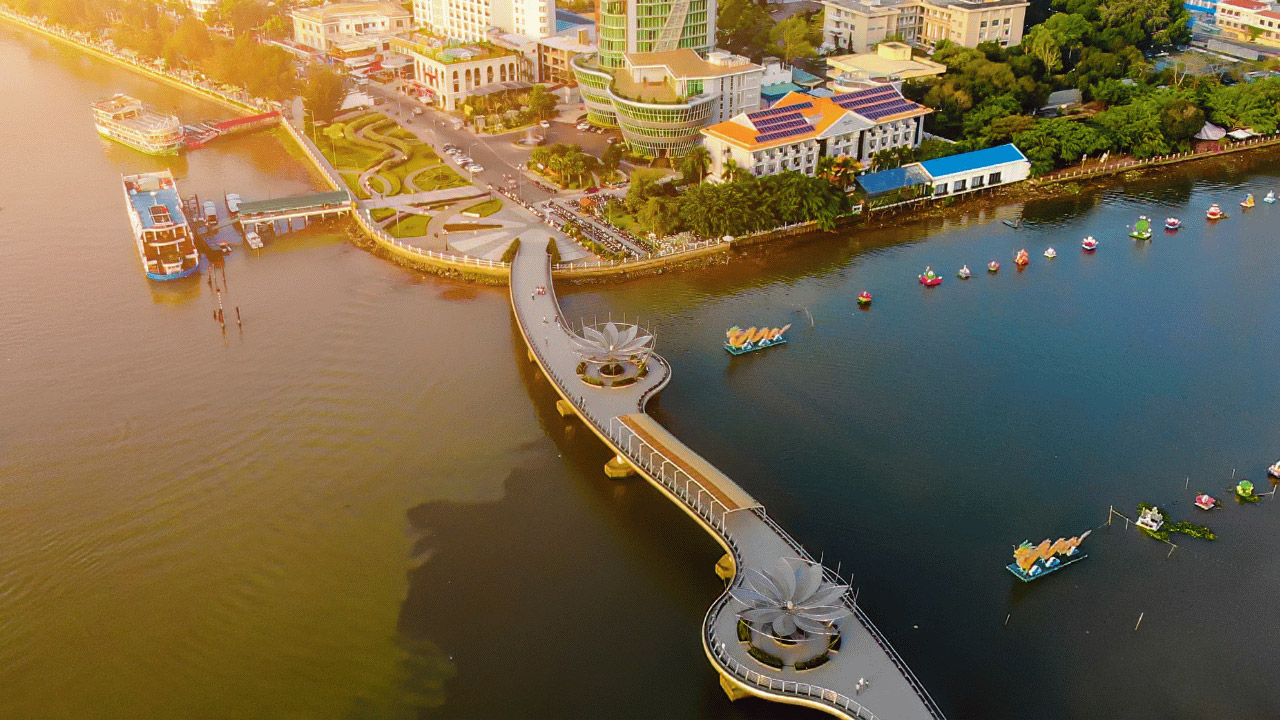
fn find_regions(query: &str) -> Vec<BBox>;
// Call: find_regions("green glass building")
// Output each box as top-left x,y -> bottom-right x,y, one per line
571,0 -> 762,158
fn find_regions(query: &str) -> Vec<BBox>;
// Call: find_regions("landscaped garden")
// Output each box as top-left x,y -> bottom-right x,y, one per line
460,198 -> 502,218
316,112 -> 468,199
386,213 -> 433,238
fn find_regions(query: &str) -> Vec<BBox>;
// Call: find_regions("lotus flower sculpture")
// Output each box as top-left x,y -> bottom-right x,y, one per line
567,322 -> 654,365
734,558 -> 851,639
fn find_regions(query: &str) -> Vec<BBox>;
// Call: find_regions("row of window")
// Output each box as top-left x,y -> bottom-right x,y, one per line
935,171 -> 1002,195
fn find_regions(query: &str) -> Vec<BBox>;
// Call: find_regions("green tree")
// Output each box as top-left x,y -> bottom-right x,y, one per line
770,16 -> 817,62
527,85 -> 558,120
301,64 -> 347,123
679,145 -> 711,184
717,0 -> 773,59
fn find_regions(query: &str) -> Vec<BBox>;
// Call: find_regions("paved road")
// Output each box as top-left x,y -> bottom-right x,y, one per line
509,241 -> 945,720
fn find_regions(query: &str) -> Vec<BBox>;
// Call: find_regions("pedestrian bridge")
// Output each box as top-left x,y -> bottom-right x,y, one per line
509,238 -> 945,720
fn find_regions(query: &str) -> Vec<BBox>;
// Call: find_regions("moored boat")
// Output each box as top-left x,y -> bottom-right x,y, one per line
1081,236 -> 1098,251
1007,530 -> 1091,582
724,324 -> 791,355
1014,249 -> 1029,266
1044,247 -> 1056,259
92,94 -> 184,156
1165,217 -> 1181,230
202,201 -> 218,228
225,192 -> 241,216
919,266 -> 942,286
957,265 -> 972,279
1241,193 -> 1255,209
1130,215 -> 1152,240
1206,203 -> 1226,220
857,291 -> 872,306
987,260 -> 1000,273
1268,460 -> 1280,479
1264,191 -> 1276,204
122,170 -> 201,280
1194,493 -> 1218,510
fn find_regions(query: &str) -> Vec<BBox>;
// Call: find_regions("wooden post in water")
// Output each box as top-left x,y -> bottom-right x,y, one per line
1004,613 -> 1010,626
1134,612 -> 1144,631
1167,544 -> 1176,559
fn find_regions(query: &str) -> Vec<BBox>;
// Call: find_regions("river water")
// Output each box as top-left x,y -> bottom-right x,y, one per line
3,24 -> 1278,720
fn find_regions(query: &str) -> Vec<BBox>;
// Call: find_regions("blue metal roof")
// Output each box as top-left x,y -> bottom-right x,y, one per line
791,66 -> 822,85
555,9 -> 592,31
856,164 -> 931,196
919,144 -> 1028,180
129,185 -> 186,230
761,82 -> 804,101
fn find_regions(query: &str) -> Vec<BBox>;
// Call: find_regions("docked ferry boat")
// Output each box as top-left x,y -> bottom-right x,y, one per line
92,94 -> 184,156
122,171 -> 201,280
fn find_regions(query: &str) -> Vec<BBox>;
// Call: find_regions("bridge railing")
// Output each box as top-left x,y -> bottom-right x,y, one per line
749,508 -> 947,720
356,208 -> 510,270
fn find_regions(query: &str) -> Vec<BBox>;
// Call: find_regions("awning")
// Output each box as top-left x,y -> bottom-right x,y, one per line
1227,128 -> 1256,139
1194,122 -> 1226,140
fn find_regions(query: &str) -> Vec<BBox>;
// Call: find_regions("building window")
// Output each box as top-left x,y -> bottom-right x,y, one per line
955,178 -> 966,191
935,182 -> 948,195
989,171 -> 1002,184
972,175 -> 984,188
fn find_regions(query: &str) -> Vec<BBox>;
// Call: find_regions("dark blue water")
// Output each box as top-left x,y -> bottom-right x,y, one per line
561,165 -> 1280,720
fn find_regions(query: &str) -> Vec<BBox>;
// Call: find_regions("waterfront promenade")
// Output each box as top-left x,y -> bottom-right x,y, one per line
509,238 -> 944,720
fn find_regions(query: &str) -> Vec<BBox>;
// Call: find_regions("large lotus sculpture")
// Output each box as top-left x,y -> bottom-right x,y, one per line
567,322 -> 654,364
734,558 -> 851,639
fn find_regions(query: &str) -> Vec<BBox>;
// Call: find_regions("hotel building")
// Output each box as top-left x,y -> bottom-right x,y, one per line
700,86 -> 930,179
412,0 -> 556,42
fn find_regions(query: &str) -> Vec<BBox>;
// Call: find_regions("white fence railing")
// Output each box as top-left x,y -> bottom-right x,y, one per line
355,209 -> 510,270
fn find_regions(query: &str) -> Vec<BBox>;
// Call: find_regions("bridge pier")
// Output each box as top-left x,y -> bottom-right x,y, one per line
719,673 -> 750,702
527,347 -> 536,362
555,399 -> 576,418
714,553 -> 735,582
604,454 -> 636,478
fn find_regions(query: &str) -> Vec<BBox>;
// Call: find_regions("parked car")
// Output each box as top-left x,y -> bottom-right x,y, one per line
466,164 -> 484,173
539,120 -> 550,128
606,137 -> 621,144
585,186 -> 599,194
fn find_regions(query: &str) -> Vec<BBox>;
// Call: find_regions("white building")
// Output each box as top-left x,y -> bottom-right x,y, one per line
413,0 -> 556,42
700,87 -> 929,180
920,143 -> 1030,196
393,35 -> 527,110
292,2 -> 413,53
186,0 -> 217,18
820,0 -> 1028,53
854,143 -> 1030,197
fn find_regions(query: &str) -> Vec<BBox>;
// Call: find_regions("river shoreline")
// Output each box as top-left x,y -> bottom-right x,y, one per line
13,4 -> 1280,286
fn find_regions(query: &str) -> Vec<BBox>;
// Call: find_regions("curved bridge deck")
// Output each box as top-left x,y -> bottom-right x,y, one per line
509,237 -> 944,720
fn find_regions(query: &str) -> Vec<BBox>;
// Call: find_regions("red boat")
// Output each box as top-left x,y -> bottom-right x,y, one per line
1014,249 -> 1029,266
857,291 -> 872,306
919,266 -> 942,286
1081,236 -> 1099,252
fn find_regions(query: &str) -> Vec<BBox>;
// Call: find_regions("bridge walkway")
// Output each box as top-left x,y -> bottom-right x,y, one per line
508,236 -> 945,720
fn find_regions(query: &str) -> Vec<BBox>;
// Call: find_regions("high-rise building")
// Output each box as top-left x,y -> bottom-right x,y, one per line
413,0 -> 556,41
292,2 -> 413,53
571,0 -> 760,156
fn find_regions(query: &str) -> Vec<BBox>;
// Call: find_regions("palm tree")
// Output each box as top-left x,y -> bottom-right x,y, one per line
831,156 -> 862,190
721,158 -> 747,183
548,154 -> 566,184
815,155 -> 837,184
681,145 -> 712,184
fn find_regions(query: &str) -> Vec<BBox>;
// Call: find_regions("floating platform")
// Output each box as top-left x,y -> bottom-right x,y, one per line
1006,552 -> 1087,582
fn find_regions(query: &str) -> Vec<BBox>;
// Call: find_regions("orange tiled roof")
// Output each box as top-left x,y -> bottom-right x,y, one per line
702,89 -> 929,152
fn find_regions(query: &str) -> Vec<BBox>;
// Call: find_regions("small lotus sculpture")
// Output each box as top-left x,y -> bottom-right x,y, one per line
734,558 -> 851,639
567,321 -> 653,365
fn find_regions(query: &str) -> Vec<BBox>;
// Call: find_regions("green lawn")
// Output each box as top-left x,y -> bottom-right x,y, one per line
367,174 -> 391,196
605,203 -> 645,234
443,222 -> 502,232
385,145 -> 444,189
387,213 -> 433,238
376,170 -> 402,196
365,119 -> 412,155
370,208 -> 397,222
413,165 -> 469,192
339,171 -> 369,200
461,198 -> 502,217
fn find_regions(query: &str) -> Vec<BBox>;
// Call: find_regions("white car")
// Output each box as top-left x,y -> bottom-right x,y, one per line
539,120 -> 550,128
457,156 -> 473,165
466,164 -> 484,173
576,123 -> 589,131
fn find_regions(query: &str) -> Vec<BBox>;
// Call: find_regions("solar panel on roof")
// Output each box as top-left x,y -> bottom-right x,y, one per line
755,125 -> 812,143
757,118 -> 807,132
149,205 -> 171,225
746,100 -> 813,120
754,111 -> 803,129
